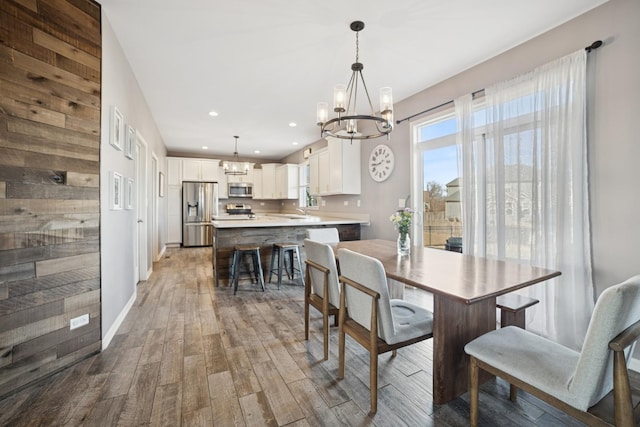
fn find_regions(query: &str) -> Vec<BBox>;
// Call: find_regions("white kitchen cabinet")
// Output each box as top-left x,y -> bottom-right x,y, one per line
276,164 -> 299,199
308,148 -> 330,196
167,186 -> 182,244
318,138 -> 361,195
217,167 -> 228,199
182,158 -> 220,182
167,157 -> 182,186
252,168 -> 263,199
308,150 -> 320,195
260,164 -> 278,199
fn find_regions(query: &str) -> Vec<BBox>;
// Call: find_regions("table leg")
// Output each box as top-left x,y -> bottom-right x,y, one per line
432,295 -> 496,404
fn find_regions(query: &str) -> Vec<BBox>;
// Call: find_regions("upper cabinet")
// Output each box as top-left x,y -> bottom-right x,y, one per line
252,169 -> 263,199
182,158 -> 220,182
167,157 -> 182,187
275,164 -> 299,199
217,167 -> 228,199
260,163 -> 278,199
309,137 -> 360,196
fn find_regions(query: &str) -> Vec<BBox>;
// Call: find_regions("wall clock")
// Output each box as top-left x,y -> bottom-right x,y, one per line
368,144 -> 395,182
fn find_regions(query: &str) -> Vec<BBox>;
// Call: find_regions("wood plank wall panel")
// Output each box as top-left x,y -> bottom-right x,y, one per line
0,0 -> 101,398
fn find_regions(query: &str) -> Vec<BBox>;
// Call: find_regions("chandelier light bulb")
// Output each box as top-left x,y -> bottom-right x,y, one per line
317,102 -> 328,125
333,85 -> 346,112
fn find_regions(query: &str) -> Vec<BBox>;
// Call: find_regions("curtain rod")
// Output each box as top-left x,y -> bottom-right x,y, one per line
395,40 -> 603,125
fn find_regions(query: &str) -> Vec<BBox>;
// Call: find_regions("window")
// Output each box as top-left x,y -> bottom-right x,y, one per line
298,162 -> 317,209
413,112 -> 462,250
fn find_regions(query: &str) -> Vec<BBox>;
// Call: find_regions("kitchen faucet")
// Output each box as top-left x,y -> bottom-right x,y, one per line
296,208 -> 308,216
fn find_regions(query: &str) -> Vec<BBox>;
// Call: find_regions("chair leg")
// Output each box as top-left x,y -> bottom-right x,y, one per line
255,249 -> 265,292
391,349 -> 397,357
470,356 -> 479,427
286,249 -> 294,280
304,300 -> 309,341
268,245 -> 276,284
277,247 -> 284,289
295,247 -> 304,286
370,347 -> 378,414
613,349 -> 634,426
233,253 -> 241,296
230,250 -> 237,287
338,328 -> 345,380
322,310 -> 329,361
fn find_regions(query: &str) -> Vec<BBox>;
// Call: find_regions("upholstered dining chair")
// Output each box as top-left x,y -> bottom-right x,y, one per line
465,275 -> 640,427
336,248 -> 434,414
305,227 -> 340,244
303,238 -> 341,360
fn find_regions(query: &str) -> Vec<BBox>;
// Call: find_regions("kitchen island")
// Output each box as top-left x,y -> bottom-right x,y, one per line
211,214 -> 366,287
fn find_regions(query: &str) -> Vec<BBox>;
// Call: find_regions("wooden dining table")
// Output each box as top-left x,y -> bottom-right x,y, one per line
332,239 -> 561,404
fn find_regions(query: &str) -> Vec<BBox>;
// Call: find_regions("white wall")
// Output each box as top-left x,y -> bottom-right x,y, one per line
287,0 -> 640,295
100,13 -> 167,345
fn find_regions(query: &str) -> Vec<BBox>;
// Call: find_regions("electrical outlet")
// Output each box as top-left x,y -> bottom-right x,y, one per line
344,201 -> 349,206
70,314 -> 89,330
398,198 -> 405,207
321,199 -> 326,206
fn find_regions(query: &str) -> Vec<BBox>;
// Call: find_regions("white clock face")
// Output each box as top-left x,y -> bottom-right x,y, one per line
368,144 -> 395,182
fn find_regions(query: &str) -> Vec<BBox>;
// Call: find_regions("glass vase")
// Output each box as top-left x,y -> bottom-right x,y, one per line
397,233 -> 410,256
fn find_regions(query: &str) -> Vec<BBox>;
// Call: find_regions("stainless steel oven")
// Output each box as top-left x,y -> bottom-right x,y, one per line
228,182 -> 253,198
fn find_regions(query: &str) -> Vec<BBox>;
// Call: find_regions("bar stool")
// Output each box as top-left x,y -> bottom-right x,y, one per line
268,242 -> 304,289
231,244 -> 265,295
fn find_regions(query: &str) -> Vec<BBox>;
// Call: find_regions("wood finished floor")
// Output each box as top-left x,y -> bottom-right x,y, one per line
0,247 -> 591,426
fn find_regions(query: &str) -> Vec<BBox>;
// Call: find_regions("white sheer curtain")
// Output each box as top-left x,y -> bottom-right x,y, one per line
455,50 -> 594,349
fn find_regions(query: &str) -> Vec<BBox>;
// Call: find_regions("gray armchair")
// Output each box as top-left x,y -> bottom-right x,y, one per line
465,275 -> 640,426
337,248 -> 434,414
303,238 -> 341,360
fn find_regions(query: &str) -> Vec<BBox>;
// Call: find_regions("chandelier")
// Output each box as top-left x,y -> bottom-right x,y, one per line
316,21 -> 393,140
223,136 -> 249,176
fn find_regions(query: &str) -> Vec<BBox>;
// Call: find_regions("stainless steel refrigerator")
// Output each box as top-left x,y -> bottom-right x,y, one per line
182,181 -> 219,247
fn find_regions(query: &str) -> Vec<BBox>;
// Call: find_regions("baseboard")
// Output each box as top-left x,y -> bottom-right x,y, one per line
101,289 -> 137,350
156,245 -> 166,261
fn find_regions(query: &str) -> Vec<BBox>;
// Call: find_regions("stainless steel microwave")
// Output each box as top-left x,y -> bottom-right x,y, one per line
228,182 -> 253,198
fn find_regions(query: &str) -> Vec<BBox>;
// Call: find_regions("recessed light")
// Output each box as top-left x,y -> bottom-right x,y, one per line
254,150 -> 261,154
202,146 -> 208,150
289,122 -> 297,127
208,111 -> 218,117
292,141 -> 299,145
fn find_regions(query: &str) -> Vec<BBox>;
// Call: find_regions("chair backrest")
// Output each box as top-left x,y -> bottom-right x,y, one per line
305,228 -> 340,244
337,248 -> 395,342
303,239 -> 340,307
570,275 -> 640,408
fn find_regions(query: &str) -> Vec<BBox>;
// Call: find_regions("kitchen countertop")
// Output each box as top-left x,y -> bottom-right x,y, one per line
211,213 -> 368,228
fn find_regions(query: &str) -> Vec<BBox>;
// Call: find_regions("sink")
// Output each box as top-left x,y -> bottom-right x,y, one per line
288,216 -> 321,222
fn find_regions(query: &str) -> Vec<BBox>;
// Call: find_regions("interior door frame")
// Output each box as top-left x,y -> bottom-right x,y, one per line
151,153 -> 160,261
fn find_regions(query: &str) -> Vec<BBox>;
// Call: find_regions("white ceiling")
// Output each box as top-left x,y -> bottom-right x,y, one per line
97,0 -> 607,160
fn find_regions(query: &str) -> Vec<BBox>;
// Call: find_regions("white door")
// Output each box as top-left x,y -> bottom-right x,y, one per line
135,133 -> 149,281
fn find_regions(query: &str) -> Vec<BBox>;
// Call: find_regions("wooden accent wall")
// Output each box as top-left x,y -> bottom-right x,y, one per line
0,0 -> 101,398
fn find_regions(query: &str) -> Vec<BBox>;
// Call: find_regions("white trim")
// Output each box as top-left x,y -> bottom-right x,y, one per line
157,244 -> 166,261
102,289 -> 136,350
629,357 -> 640,373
